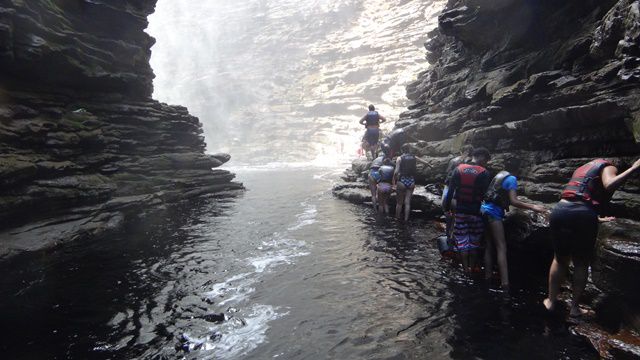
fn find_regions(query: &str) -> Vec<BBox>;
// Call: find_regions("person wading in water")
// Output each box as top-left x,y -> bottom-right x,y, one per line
368,155 -> 385,211
543,158 -> 640,317
481,165 -> 547,292
443,148 -> 491,273
359,105 -> 386,159
393,144 -> 431,221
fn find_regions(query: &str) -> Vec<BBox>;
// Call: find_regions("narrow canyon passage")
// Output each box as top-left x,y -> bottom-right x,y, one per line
0,167 -> 595,359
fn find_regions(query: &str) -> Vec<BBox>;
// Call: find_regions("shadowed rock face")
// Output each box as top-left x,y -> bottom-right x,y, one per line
394,0 -> 640,344
0,0 -> 242,259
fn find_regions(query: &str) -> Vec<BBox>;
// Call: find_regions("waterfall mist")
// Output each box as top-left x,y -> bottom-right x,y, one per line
148,0 -> 445,166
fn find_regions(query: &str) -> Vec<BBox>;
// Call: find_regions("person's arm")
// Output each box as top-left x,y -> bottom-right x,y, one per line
601,159 -> 640,192
393,159 -> 401,186
415,156 -> 432,167
444,170 -> 458,212
508,190 -> 546,212
379,115 -> 387,123
359,115 -> 367,126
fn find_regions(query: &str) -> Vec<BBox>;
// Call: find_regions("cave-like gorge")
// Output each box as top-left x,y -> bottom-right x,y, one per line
1,0 -> 640,358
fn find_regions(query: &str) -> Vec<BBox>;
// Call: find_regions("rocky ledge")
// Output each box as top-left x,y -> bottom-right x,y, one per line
0,1 -> 242,259
337,0 -> 640,354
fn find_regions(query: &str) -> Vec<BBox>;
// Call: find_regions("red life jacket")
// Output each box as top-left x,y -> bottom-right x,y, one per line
454,164 -> 487,205
561,159 -> 613,207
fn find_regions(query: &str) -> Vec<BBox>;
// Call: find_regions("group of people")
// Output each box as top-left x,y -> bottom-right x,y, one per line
358,104 -> 640,317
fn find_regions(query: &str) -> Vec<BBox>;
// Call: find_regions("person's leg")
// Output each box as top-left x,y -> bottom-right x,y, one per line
544,255 -> 570,311
488,220 -> 508,288
403,186 -> 414,221
570,255 -> 590,316
377,186 -> 385,215
369,177 -> 377,209
395,183 -> 406,218
484,224 -> 495,280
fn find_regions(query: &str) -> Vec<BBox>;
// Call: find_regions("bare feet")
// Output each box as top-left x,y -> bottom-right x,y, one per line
543,298 -> 555,312
569,306 -> 591,318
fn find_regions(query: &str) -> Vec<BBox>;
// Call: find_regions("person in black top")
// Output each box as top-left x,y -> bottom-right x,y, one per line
359,105 -> 387,159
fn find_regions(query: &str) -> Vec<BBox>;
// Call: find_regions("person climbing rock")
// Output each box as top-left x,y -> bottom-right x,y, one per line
368,155 -> 385,210
393,144 -> 431,221
377,159 -> 395,216
543,158 -> 640,317
380,128 -> 407,159
443,147 -> 491,273
359,105 -> 386,159
481,167 -> 547,292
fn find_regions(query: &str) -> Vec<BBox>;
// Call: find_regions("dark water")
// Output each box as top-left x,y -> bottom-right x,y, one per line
0,167 -> 596,359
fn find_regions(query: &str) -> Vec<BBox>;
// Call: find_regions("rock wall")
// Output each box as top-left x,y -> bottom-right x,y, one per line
394,0 -> 640,339
0,0 -> 242,258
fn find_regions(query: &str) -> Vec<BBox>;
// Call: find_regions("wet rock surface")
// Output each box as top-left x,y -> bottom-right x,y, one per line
337,0 -> 640,353
0,1 -> 242,258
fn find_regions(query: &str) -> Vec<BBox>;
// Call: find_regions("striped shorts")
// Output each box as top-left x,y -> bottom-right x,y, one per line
452,213 -> 484,252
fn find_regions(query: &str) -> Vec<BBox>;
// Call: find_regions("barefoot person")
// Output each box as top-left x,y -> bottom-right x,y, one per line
377,159 -> 395,215
393,144 -> 432,221
443,148 -> 491,272
543,158 -> 640,317
481,169 -> 547,291
359,105 -> 386,159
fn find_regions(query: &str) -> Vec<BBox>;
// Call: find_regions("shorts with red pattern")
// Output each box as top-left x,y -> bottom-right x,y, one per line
452,213 -> 484,252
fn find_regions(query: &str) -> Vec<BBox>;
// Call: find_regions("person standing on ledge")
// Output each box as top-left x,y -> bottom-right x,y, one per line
544,158 -> 640,317
481,168 -> 547,292
393,144 -> 432,221
359,105 -> 386,159
443,147 -> 492,272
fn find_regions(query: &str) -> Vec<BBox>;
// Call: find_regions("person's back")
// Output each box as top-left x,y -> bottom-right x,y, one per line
450,163 -> 490,215
560,159 -> 613,211
365,110 -> 380,128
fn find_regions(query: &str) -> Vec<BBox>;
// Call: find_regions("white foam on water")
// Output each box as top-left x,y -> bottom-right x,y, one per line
204,273 -> 252,298
287,202 -> 317,231
187,304 -> 285,360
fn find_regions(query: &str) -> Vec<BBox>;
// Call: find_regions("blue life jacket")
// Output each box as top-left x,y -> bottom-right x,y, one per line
365,111 -> 380,127
379,165 -> 395,182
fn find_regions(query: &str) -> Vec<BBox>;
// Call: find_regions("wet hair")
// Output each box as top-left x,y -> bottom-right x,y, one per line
368,104 -> 375,111
401,143 -> 413,154
472,147 -> 491,161
461,144 -> 474,156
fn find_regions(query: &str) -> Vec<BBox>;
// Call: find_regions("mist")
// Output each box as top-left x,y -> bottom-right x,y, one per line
147,0 -> 445,166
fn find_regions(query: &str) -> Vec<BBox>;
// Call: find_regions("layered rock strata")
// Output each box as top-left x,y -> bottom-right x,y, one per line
338,0 -> 640,351
0,1 -> 242,258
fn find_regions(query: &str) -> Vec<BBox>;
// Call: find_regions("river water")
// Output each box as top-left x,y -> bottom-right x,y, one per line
0,167 -> 596,359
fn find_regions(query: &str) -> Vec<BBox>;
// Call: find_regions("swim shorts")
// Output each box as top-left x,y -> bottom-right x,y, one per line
364,128 -> 380,146
480,202 -> 505,222
550,200 -> 598,258
452,213 -> 484,252
399,176 -> 415,188
377,182 -> 392,194
369,169 -> 382,183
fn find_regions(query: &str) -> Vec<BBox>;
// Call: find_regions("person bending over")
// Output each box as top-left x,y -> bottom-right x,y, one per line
481,169 -> 547,291
443,147 -> 491,272
376,159 -> 395,216
543,158 -> 640,317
